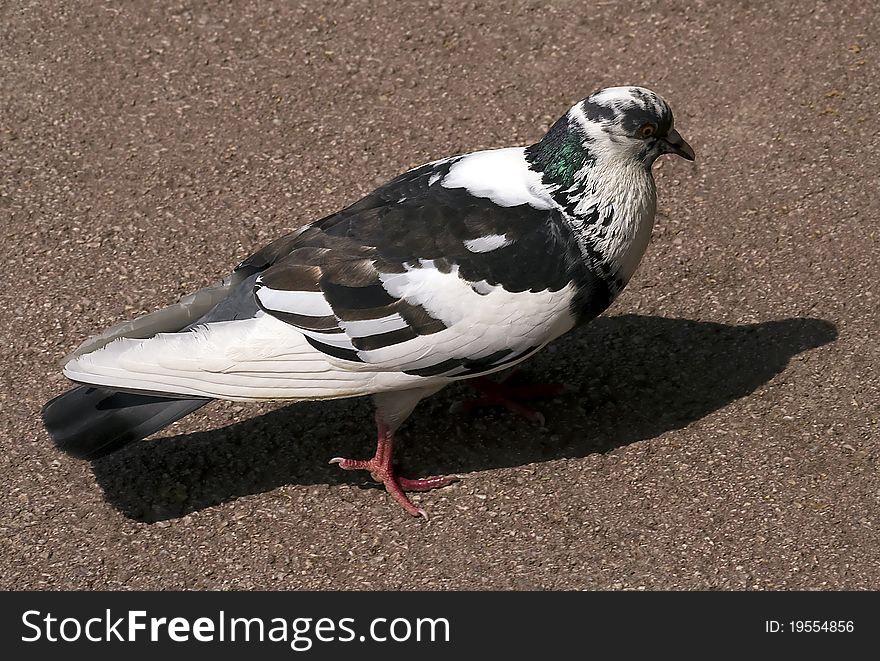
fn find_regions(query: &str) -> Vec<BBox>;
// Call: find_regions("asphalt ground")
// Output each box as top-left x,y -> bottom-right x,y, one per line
1,0 -> 878,589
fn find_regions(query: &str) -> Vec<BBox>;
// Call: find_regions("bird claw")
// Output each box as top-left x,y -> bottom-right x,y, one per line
448,401 -> 466,416
329,443 -> 455,517
452,377 -> 566,426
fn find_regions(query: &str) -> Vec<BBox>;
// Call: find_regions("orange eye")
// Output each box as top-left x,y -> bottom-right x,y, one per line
638,123 -> 656,139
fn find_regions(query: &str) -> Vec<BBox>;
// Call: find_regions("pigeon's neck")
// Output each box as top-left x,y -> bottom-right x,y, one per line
524,114 -> 593,200
526,116 -> 657,292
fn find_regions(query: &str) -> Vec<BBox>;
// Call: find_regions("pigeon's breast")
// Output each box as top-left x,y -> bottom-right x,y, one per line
570,162 -> 657,286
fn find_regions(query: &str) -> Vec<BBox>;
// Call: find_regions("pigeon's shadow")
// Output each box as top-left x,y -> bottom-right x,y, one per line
91,314 -> 837,521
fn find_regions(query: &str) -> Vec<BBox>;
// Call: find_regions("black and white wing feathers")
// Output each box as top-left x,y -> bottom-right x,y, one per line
248,154 -> 611,379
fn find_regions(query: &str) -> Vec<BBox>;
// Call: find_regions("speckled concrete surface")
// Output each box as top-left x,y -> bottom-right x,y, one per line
1,0 -> 878,589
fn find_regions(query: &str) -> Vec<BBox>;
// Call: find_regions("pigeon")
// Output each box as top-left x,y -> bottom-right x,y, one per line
43,86 -> 694,517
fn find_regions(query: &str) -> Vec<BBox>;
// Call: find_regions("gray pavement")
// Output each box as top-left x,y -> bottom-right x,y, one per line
1,0 -> 878,589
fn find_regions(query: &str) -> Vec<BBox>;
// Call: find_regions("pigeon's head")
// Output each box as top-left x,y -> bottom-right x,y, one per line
574,86 -> 695,166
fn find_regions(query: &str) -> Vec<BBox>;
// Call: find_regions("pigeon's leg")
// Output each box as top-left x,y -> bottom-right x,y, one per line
329,386 -> 455,518
453,371 -> 572,426
330,413 -> 457,518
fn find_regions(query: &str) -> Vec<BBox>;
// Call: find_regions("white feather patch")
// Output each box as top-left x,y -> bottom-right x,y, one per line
340,313 -> 410,338
369,264 -> 577,373
255,286 -> 333,317
464,234 -> 511,253
441,147 -> 558,210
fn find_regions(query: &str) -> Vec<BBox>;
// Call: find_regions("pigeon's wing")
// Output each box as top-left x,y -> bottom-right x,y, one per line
61,150 -> 612,400
248,151 -> 611,379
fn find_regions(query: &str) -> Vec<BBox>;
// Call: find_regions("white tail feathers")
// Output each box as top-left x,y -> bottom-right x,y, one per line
62,314 -> 421,401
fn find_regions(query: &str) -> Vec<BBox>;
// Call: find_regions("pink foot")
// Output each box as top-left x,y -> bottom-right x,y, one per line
330,414 -> 457,518
453,375 -> 573,426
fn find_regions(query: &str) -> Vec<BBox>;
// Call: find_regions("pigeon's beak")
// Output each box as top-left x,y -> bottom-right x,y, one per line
662,129 -> 695,161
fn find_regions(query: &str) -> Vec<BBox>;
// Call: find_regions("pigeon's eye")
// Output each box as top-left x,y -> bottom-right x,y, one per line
637,123 -> 656,139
